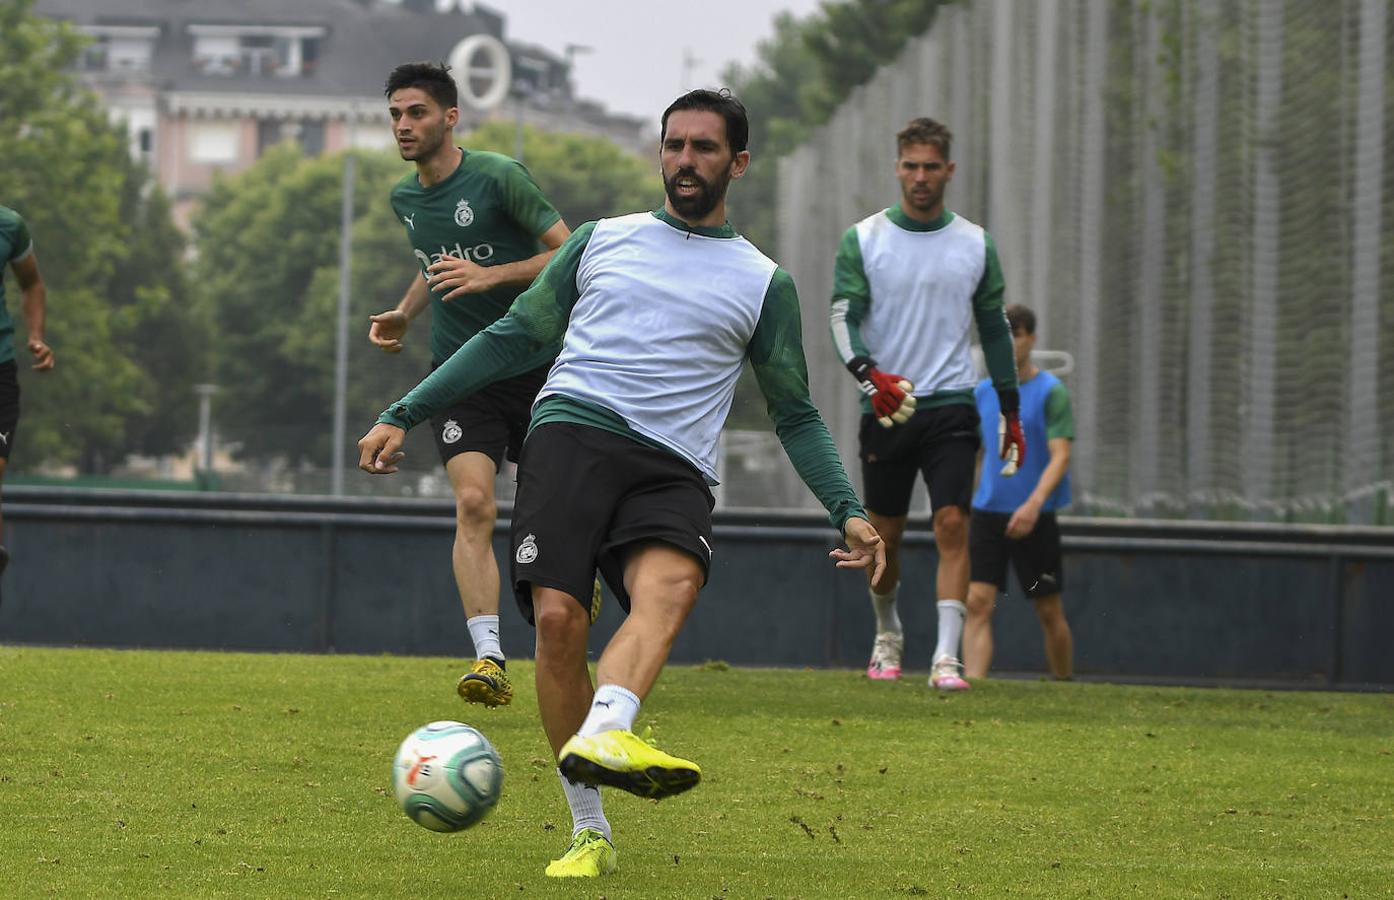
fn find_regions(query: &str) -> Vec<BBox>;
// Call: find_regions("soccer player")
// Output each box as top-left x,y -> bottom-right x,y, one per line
359,89 -> 885,878
829,117 -> 1023,691
0,203 -> 56,577
964,304 -> 1074,680
369,62 -> 571,708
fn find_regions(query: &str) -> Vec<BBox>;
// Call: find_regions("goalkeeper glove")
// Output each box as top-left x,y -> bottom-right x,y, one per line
847,356 -> 916,427
996,388 -> 1025,476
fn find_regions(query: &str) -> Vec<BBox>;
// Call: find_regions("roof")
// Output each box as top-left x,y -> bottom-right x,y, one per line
35,0 -> 546,99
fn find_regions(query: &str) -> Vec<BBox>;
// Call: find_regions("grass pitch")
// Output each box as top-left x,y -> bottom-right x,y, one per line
1,646 -> 1391,898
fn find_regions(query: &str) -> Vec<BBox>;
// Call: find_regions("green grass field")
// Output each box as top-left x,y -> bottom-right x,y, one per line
1,646 -> 1391,898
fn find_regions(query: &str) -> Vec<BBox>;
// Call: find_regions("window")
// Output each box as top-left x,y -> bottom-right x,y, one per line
193,35 -> 240,75
79,36 -> 110,72
298,121 -> 325,156
189,121 -> 240,164
257,120 -> 288,156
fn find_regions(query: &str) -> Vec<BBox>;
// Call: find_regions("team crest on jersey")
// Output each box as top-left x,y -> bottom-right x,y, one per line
441,419 -> 463,444
454,198 -> 474,227
515,533 -> 539,565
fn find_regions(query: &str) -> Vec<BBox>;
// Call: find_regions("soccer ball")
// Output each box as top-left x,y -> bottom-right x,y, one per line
392,721 -> 503,832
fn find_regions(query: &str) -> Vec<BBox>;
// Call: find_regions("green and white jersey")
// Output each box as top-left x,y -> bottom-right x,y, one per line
0,205 -> 35,365
389,149 -> 561,365
380,209 -> 867,532
830,206 -> 1016,409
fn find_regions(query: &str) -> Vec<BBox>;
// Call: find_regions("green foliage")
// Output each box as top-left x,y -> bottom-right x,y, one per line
466,121 -> 661,226
723,0 -> 948,251
3,646 -> 1393,895
191,146 -> 415,464
0,0 -> 200,472
190,126 -> 659,468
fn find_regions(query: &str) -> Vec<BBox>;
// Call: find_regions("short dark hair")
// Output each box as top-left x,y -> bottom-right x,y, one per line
1006,303 -> 1036,335
384,61 -> 458,110
897,117 -> 952,159
660,88 -> 749,155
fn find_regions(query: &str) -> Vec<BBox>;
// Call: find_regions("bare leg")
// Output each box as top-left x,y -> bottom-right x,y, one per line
865,512 -> 906,594
963,581 -> 998,678
594,542 -> 701,698
533,587 -> 594,758
445,452 -> 500,621
932,506 -> 970,602
1032,594 -> 1074,680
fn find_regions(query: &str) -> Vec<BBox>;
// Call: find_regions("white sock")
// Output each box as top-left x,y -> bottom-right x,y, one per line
934,600 -> 967,662
870,583 -> 902,635
577,684 -> 640,737
466,615 -> 503,662
557,768 -> 610,840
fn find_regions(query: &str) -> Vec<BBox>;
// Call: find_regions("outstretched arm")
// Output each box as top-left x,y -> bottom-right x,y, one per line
751,269 -> 881,577
358,222 -> 594,473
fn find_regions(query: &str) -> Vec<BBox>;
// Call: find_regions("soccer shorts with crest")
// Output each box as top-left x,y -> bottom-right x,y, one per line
427,364 -> 549,468
508,422 -> 715,625
859,403 -> 980,517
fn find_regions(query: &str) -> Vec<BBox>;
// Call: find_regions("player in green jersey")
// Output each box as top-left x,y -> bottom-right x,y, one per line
369,63 -> 571,707
0,204 -> 56,578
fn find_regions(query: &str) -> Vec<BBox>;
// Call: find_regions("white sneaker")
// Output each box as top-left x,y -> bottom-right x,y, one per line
866,631 -> 904,680
929,655 -> 970,691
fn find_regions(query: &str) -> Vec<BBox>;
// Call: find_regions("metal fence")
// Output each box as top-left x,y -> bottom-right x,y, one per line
775,0 -> 1394,524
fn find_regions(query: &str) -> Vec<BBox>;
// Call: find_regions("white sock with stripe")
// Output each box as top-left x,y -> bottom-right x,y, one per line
934,600 -> 967,662
466,615 -> 503,663
557,768 -> 610,840
870,583 -> 902,635
577,684 -> 640,737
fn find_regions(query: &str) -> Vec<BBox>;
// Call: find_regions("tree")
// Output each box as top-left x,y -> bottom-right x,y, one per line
191,126 -> 659,472
465,121 -> 660,226
722,0 -> 947,252
0,0 -> 198,472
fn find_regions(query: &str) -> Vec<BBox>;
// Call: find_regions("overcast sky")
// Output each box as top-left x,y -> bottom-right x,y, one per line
485,0 -> 825,121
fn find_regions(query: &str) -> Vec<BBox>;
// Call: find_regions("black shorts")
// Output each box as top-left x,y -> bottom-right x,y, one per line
428,364 -> 549,469
0,361 -> 19,461
859,403 -> 980,517
969,508 -> 1065,598
508,422 -> 715,625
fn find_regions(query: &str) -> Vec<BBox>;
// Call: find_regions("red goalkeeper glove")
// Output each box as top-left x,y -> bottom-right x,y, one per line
997,388 -> 1025,476
847,356 -> 916,427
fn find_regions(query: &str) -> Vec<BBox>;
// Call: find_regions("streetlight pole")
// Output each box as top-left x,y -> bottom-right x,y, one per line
194,383 -> 219,486
331,104 -> 357,496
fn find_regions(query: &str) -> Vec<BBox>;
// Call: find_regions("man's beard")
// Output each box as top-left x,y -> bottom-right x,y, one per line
902,183 -> 942,215
400,125 -> 447,162
664,167 -> 731,221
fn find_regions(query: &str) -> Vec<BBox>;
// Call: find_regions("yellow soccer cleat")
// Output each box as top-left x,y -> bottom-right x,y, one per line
589,577 -> 603,625
545,828 -> 618,878
456,657 -> 514,707
559,728 -> 701,800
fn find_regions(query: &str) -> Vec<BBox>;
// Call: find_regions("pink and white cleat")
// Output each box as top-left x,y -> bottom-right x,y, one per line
929,655 -> 970,692
866,632 -> 904,680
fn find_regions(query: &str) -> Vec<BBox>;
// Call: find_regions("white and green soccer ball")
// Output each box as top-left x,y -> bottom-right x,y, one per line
392,721 -> 503,832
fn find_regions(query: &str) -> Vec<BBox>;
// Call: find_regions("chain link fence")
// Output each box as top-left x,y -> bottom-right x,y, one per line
771,0 -> 1393,524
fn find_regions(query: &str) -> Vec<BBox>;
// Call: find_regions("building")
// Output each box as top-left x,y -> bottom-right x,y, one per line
36,0 -> 649,224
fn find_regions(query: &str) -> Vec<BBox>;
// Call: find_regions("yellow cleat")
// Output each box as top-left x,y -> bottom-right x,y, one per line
559,728 -> 701,800
545,828 -> 618,878
456,657 -> 513,707
589,577 -> 603,624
